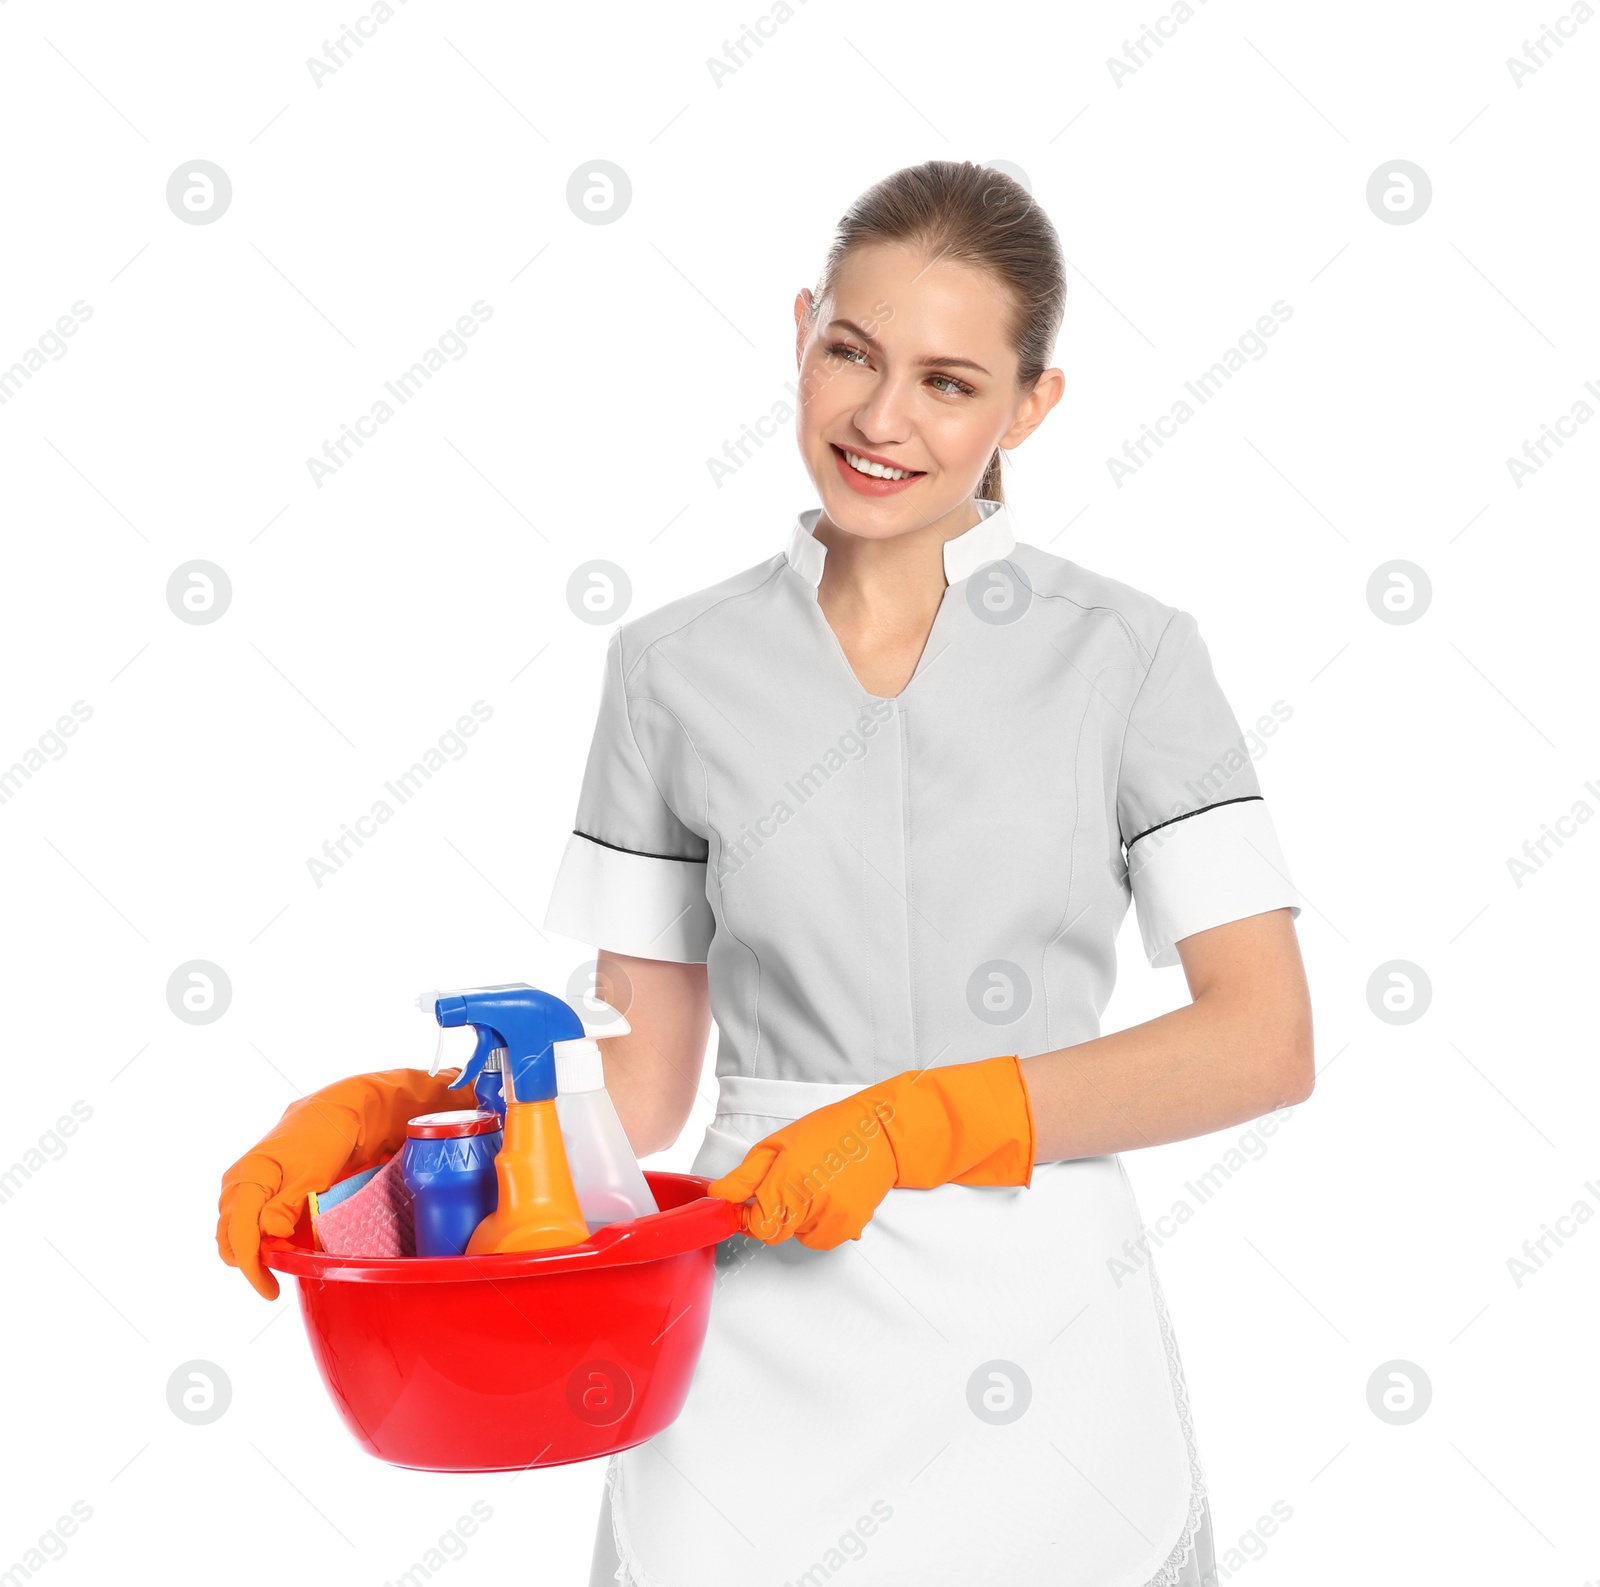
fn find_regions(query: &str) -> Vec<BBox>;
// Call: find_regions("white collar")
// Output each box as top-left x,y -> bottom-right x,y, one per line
784,498 -> 1017,593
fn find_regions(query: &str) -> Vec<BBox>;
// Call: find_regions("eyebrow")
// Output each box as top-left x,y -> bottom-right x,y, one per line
827,320 -> 991,377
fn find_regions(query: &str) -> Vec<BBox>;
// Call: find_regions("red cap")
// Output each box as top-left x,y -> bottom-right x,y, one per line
406,1109 -> 501,1139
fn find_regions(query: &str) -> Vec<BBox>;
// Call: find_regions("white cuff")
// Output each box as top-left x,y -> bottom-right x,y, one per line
543,831 -> 715,963
1127,798 -> 1301,968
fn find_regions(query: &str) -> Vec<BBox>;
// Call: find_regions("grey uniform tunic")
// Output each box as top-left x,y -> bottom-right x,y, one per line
545,498 -> 1300,1587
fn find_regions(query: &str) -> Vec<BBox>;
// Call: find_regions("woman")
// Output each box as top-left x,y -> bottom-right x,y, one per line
219,161 -> 1312,1587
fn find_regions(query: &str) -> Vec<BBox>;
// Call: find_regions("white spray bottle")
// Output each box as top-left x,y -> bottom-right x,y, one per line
553,998 -> 659,1228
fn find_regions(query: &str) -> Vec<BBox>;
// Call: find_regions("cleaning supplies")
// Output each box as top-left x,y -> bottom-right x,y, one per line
312,1156 -> 414,1257
401,1110 -> 503,1256
310,1162 -> 383,1219
422,985 -> 590,1254
554,1000 -> 659,1228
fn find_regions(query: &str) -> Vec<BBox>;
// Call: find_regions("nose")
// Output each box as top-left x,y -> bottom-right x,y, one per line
849,367 -> 920,444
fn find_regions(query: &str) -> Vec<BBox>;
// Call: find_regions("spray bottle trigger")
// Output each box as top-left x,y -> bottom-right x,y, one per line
450,1023 -> 506,1090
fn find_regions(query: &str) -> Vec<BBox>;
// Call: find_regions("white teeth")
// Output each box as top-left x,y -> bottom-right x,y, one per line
843,449 -> 918,481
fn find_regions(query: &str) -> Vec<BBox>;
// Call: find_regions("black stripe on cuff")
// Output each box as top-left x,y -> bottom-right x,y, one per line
1124,795 -> 1263,852
573,828 -> 708,864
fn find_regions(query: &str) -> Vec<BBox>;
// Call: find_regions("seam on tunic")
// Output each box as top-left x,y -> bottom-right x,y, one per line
629,692 -> 763,1070
612,627 -> 701,857
621,577 -> 798,1070
616,560 -> 789,688
711,816 -> 769,1080
1111,609 -> 1184,852
863,715 -> 878,1085
624,694 -> 706,845
1041,676 -> 1099,1055
900,700 -> 917,1078
1009,567 -> 1175,861
1021,572 -> 1160,673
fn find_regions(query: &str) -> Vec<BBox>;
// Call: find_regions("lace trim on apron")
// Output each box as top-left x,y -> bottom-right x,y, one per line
1141,1252 -> 1209,1587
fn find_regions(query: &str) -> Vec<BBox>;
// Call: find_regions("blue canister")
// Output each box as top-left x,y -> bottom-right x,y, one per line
401,1109 -> 502,1257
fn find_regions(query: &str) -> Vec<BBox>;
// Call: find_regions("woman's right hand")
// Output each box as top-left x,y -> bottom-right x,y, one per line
216,1066 -> 461,1300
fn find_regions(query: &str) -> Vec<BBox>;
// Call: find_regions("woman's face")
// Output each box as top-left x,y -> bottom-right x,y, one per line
793,241 -> 1059,540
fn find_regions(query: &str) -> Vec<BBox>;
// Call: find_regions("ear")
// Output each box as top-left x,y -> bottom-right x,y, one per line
1000,366 -> 1066,450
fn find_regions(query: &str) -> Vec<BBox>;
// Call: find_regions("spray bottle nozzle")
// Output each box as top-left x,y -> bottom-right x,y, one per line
418,984 -> 525,1084
420,983 -> 584,1104
552,997 -> 632,1096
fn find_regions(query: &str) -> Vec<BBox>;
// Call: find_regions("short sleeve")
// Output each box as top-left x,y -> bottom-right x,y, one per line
542,630 -> 714,963
1116,611 -> 1300,968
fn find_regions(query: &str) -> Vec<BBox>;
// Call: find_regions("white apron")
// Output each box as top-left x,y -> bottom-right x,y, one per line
592,1075 -> 1212,1587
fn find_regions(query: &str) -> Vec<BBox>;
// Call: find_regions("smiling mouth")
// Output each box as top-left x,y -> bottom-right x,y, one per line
831,444 -> 925,482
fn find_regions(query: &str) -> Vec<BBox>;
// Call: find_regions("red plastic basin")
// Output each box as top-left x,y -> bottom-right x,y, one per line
261,1171 -> 741,1472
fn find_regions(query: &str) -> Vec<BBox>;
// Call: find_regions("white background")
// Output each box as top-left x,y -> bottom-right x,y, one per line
2,1 -> 1596,1583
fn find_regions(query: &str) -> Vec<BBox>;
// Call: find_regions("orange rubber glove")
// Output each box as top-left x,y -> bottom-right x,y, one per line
216,1066 -> 463,1300
707,1055 -> 1035,1250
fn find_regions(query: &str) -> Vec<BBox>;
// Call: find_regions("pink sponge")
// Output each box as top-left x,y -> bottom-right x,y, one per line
313,1155 -> 414,1257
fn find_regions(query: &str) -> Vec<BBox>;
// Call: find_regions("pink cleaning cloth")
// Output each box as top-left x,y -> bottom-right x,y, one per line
313,1155 -> 415,1257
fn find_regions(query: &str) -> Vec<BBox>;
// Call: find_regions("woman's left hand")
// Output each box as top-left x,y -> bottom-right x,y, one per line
706,1055 -> 1036,1250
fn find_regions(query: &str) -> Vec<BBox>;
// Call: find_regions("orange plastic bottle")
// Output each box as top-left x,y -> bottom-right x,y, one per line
466,1093 -> 588,1254
425,985 -> 590,1254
